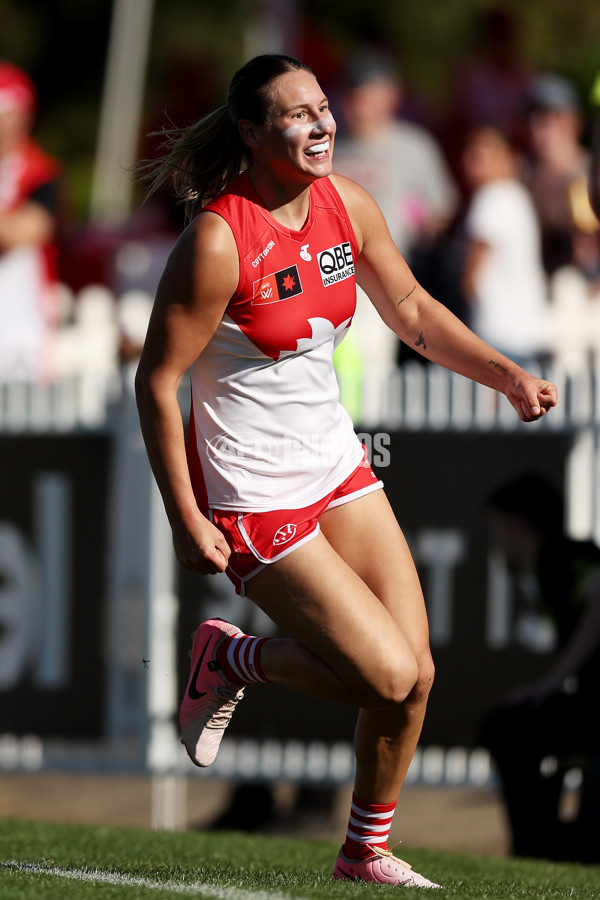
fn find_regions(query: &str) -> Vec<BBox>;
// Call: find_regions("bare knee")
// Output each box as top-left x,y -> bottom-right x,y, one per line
358,649 -> 434,709
408,651 -> 435,707
356,651 -> 419,708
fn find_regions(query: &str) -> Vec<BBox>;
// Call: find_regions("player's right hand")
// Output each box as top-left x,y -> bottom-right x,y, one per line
171,514 -> 230,574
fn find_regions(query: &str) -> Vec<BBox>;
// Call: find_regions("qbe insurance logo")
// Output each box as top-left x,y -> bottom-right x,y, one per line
317,241 -> 355,287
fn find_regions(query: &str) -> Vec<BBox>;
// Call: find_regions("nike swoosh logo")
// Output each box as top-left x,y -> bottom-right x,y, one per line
335,867 -> 357,881
187,636 -> 212,699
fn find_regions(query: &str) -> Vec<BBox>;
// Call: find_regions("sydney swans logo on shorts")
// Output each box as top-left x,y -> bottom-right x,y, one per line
273,523 -> 297,546
252,265 -> 303,305
317,242 -> 355,287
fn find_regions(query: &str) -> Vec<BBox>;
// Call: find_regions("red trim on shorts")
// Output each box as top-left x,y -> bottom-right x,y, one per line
211,446 -> 383,596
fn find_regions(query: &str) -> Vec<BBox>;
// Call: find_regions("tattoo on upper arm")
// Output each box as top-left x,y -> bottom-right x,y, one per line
397,284 -> 417,306
489,359 -> 507,372
415,332 -> 427,350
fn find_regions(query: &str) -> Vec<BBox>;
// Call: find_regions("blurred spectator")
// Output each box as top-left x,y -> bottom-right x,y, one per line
568,175 -> 600,288
481,474 -> 600,863
522,73 -> 594,277
590,71 -> 600,221
461,126 -> 547,368
334,50 -> 458,263
530,74 -> 600,374
0,61 -> 62,381
580,69 -> 600,291
332,49 -> 459,404
445,6 -> 533,182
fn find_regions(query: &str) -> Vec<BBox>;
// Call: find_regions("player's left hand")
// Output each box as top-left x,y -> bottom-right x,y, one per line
505,374 -> 558,423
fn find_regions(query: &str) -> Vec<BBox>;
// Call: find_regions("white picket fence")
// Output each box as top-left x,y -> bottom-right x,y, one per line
2,357 -> 599,433
0,373 -> 121,433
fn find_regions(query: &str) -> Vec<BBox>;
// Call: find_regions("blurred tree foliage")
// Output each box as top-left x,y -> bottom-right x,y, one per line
1,0 -> 599,225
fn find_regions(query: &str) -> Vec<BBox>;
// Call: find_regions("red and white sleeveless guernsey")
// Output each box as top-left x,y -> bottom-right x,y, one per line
186,172 -> 365,512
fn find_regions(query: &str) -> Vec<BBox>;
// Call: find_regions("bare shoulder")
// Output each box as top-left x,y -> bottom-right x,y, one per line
330,172 -> 380,215
169,210 -> 237,271
140,210 -> 239,373
159,210 -> 239,307
329,173 -> 390,252
329,176 -> 414,309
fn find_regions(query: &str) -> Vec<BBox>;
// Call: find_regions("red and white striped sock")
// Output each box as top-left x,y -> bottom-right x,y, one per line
343,792 -> 397,860
216,633 -> 271,685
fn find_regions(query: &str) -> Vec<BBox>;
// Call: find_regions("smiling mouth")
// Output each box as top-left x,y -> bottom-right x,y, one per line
305,141 -> 330,159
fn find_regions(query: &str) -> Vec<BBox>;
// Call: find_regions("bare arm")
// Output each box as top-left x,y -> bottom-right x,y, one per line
332,174 -> 557,422
135,211 -> 238,574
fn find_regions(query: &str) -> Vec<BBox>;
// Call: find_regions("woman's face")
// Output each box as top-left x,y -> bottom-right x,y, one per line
462,128 -> 514,188
253,69 -> 336,182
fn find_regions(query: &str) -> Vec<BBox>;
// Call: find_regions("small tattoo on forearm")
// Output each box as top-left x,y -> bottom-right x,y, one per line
397,284 -> 417,306
415,331 -> 427,349
489,359 -> 507,372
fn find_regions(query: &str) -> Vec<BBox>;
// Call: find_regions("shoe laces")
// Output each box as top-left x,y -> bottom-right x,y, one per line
205,683 -> 244,730
365,844 -> 412,870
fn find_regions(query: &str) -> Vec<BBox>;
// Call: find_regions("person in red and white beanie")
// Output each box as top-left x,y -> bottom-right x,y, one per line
0,61 -> 61,381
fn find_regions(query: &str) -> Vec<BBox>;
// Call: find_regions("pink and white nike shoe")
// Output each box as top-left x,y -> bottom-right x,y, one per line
332,846 -> 441,888
179,618 -> 245,767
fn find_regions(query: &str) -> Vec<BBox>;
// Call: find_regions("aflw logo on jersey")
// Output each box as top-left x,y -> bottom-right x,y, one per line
317,242 -> 355,287
252,265 -> 303,305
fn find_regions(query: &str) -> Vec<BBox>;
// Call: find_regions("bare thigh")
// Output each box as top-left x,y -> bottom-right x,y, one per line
320,488 -> 430,657
244,490 -> 425,698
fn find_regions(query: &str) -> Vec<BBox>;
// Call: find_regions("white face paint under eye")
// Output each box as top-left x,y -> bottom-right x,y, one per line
281,112 -> 335,139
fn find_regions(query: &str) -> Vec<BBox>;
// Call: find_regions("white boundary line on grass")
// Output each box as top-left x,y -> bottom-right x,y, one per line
2,861 -> 308,900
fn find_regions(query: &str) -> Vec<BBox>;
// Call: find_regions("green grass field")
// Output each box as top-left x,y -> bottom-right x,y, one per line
1,818 -> 599,899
